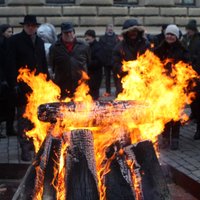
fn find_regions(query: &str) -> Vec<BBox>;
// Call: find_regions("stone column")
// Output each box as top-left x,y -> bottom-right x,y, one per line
7,0 -> 45,5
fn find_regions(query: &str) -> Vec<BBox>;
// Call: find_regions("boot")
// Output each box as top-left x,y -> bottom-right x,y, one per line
160,137 -> 170,149
170,138 -> 179,150
193,123 -> 200,140
21,145 -> 32,162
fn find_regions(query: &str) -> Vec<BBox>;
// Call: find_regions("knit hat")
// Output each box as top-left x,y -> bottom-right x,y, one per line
84,29 -> 96,38
165,24 -> 180,39
0,24 -> 11,34
186,19 -> 198,31
121,19 -> 145,34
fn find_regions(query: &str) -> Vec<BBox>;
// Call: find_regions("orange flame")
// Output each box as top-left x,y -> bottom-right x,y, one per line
17,50 -> 198,200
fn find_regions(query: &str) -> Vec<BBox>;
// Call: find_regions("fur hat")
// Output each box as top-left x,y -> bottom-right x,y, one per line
121,19 -> 145,34
165,24 -> 180,38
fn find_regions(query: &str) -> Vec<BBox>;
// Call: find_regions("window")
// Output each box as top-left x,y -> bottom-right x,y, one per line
114,0 -> 138,4
183,0 -> 194,4
176,0 -> 195,4
46,0 -> 74,3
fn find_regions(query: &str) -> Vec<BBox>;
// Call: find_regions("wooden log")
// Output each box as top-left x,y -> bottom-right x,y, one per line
66,129 -> 99,200
12,138 -> 46,200
127,140 -> 171,200
105,142 -> 135,200
42,138 -> 62,200
37,100 -> 143,123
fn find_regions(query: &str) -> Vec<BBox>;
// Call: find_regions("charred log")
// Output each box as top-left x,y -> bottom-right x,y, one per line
66,129 -> 99,200
42,138 -> 62,200
38,100 -> 142,123
105,142 -> 135,200
130,140 -> 171,200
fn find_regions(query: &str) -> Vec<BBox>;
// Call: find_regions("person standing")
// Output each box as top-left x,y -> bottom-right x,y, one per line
37,23 -> 57,79
49,22 -> 90,99
6,15 -> 48,161
154,24 -> 190,150
84,29 -> 103,100
181,19 -> 200,140
0,24 -> 16,137
99,24 -> 119,97
112,19 -> 150,96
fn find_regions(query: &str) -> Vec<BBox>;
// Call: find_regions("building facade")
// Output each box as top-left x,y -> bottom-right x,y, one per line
0,0 -> 199,35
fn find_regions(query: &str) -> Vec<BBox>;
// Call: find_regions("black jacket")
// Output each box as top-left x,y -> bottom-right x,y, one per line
112,35 -> 150,76
154,40 -> 190,65
99,33 -> 119,66
88,39 -> 103,72
181,33 -> 200,74
6,30 -> 48,105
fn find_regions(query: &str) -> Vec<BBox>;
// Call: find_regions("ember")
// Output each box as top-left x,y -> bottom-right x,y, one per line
13,50 -> 198,200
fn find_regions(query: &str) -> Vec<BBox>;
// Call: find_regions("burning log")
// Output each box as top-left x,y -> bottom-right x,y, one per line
66,129 -> 99,200
42,138 -> 62,200
37,100 -> 144,123
105,142 -> 135,200
125,140 -> 171,200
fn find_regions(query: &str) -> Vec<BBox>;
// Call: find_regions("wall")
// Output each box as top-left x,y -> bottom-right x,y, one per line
0,0 -> 199,35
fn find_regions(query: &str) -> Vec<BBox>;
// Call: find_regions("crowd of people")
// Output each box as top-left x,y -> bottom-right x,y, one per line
0,14 -> 200,161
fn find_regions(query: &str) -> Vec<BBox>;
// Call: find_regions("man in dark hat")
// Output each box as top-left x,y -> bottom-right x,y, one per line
49,22 -> 90,98
181,19 -> 200,140
112,19 -> 150,95
84,29 -> 104,100
5,15 -> 49,161
99,24 -> 119,97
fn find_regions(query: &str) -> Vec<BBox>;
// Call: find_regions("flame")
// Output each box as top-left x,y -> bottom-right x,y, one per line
117,50 -> 197,143
17,50 -> 198,200
17,68 -> 60,152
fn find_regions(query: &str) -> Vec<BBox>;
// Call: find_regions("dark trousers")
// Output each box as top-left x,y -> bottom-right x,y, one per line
6,106 -> 15,134
162,121 -> 180,139
17,106 -> 33,149
89,68 -> 102,100
104,65 -> 113,94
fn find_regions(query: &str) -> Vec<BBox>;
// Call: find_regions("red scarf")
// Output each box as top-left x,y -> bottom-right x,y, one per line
64,40 -> 75,53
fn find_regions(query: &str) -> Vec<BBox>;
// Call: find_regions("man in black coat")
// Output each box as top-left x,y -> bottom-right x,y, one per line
84,29 -> 103,100
99,24 -> 119,97
112,19 -> 150,96
6,15 -> 48,161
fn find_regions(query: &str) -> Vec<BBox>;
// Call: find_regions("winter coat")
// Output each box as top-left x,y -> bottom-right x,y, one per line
87,39 -> 103,100
112,35 -> 150,76
154,40 -> 190,65
0,35 -> 16,121
112,33 -> 150,95
99,33 -> 119,66
49,38 -> 90,98
181,33 -> 200,74
6,30 -> 48,106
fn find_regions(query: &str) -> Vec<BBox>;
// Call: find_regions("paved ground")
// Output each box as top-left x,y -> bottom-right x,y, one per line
0,88 -> 200,199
